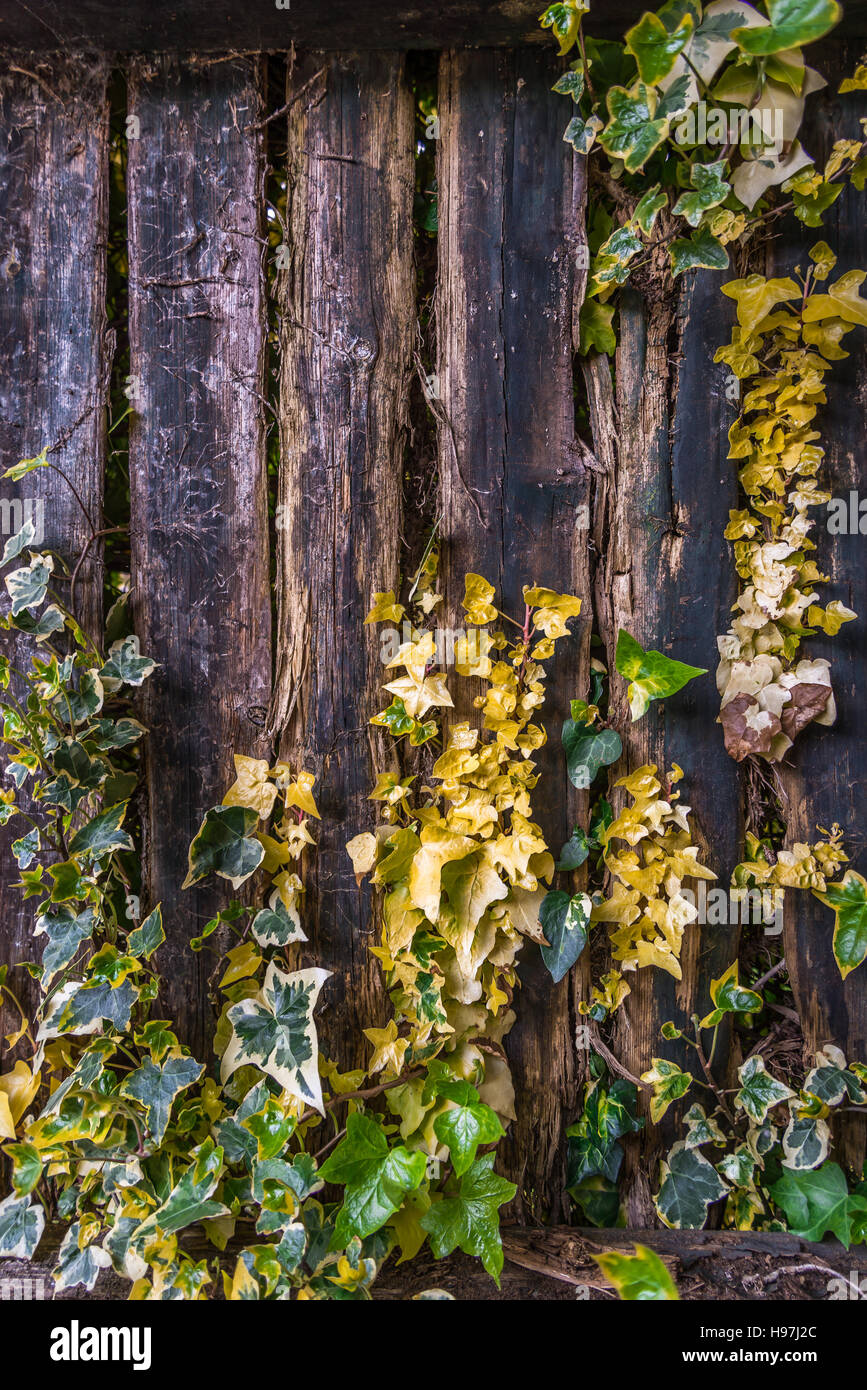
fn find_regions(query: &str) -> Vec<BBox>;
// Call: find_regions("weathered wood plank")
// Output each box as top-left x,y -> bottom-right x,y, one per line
771,38 -> 867,1172
0,57 -> 109,1053
437,47 -> 590,1221
586,265 -> 743,1223
270,52 -> 414,1071
127,57 -> 272,1059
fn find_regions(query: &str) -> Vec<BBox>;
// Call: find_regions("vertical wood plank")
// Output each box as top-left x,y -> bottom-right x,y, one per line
437,47 -> 590,1220
271,53 -> 414,1070
772,37 -> 867,1171
127,57 -> 272,1059
0,58 -> 109,1048
589,267 -> 743,1223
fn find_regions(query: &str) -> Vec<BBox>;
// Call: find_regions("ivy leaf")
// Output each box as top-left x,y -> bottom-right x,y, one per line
562,715 -> 622,787
640,1058 -> 692,1123
119,1055 -> 204,1145
669,227 -> 729,276
735,1055 -> 795,1122
781,1113 -> 830,1171
183,805 -> 265,890
0,1192 -> 44,1257
5,555 -> 52,615
54,1221 -> 112,1291
251,896 -> 307,949
6,1141 -> 41,1197
615,629 -> 706,720
625,11 -> 694,85
221,962 -> 330,1113
672,159 -> 731,226
557,827 -> 590,871
51,978 -> 140,1036
3,447 -> 49,483
563,112 -> 603,154
578,298 -> 616,355
34,905 -> 95,985
770,1161 -> 856,1245
320,1112 -> 427,1245
567,1078 -> 643,1186
813,870 -> 867,980
420,1153 -> 516,1285
539,889 -> 591,983
433,1080 -> 505,1176
699,961 -> 763,1027
132,1139 -> 229,1244
128,905 -> 165,960
552,66 -> 585,102
733,0 -> 841,56
655,1142 -> 728,1229
68,801 -> 134,858
11,826 -> 39,868
599,82 -> 671,174
633,185 -> 668,235
593,1243 -> 679,1300
98,635 -> 157,691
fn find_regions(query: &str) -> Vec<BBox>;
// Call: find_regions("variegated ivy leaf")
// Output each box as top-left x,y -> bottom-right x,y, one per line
11,825 -> 39,868
119,1055 -> 204,1145
747,1120 -> 779,1162
37,976 -> 139,1040
320,1111 -> 427,1247
1,515 -> 39,565
12,603 -> 66,641
640,1058 -> 692,1124
813,870 -> 867,980
68,800 -> 135,857
682,1103 -> 727,1150
803,1047 -> 866,1106
99,634 -> 157,691
563,112 -> 603,154
699,960 -> 763,1027
539,889 -> 591,983
733,0 -> 842,56
131,1139 -> 229,1246
716,1146 -> 758,1186
65,670 -> 104,725
54,1221 -> 112,1292
625,10 -> 694,85
735,1055 -> 795,1123
221,963 -> 330,1113
34,904 -> 95,985
103,1217 -> 148,1282
90,716 -> 146,750
655,1142 -> 729,1229
128,905 -> 165,960
593,1243 -> 679,1301
615,629 -> 706,721
599,82 -> 671,174
0,1191 -> 44,1258
183,804 -> 265,890
5,553 -> 53,616
781,1111 -> 831,1171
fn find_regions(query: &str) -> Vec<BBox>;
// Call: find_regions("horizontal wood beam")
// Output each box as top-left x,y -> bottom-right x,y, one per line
4,1 -> 863,56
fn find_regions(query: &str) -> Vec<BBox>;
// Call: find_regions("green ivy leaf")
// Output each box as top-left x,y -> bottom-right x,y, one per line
669,226 -> 729,276
578,298 -> 616,355
128,905 -> 165,960
733,0 -> 841,56
615,628 -> 707,720
633,184 -> 668,235
625,11 -> 694,85
593,1243 -> 679,1300
132,1139 -> 229,1244
672,159 -> 731,226
735,1055 -> 795,1123
566,1077 -> 643,1187
68,801 -> 134,858
183,804 -> 265,890
320,1111 -> 427,1245
599,82 -> 670,173
433,1079 -> 505,1175
655,1142 -> 728,1229
770,1161 -> 858,1245
99,635 -> 157,691
699,961 -> 763,1027
562,716 -> 622,787
813,870 -> 867,980
420,1152 -> 516,1285
5,1142 -> 42,1197
539,889 -> 591,983
557,826 -> 590,871
119,1055 -> 204,1145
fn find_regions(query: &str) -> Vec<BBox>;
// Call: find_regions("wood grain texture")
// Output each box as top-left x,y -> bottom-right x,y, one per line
437,47 -> 590,1220
271,52 -> 414,1071
586,268 -> 742,1224
0,56 -> 109,1053
770,37 -> 867,1172
127,57 -> 272,1059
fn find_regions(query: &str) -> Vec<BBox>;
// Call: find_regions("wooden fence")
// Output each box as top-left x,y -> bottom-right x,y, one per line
0,21 -> 865,1236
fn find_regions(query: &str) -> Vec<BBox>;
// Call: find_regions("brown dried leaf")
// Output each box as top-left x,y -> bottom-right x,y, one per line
720,694 -> 779,762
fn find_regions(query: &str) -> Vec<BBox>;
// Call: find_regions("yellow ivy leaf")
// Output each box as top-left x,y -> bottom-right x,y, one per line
720,274 -> 801,335
222,754 -> 278,819
364,591 -> 405,625
282,769 -> 321,820
462,573 -> 498,625
802,269 -> 867,327
364,1019 -> 410,1078
220,941 -> 262,988
346,832 -> 378,882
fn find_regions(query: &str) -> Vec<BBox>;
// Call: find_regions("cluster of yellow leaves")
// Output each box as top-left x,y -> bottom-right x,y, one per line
714,247 -> 860,762
585,765 -> 715,1019
353,574 -> 581,1148
222,754 -> 320,923
734,826 -> 848,893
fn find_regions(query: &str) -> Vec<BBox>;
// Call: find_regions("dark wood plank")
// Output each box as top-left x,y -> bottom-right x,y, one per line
127,57 -> 272,1059
12,0 -> 862,55
0,57 -> 109,1053
270,52 -> 415,1071
586,265 -> 742,1223
769,37 -> 867,1172
437,47 -> 591,1221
